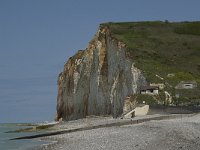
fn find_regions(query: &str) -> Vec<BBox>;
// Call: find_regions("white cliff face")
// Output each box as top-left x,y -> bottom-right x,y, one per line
56,26 -> 146,121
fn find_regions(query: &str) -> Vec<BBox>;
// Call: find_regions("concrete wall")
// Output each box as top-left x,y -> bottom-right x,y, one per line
124,105 -> 149,118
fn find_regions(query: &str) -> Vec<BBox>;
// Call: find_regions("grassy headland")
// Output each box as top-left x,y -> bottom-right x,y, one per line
101,21 -> 200,105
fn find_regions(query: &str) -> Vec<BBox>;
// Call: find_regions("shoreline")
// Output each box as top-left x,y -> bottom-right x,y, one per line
12,114 -> 193,140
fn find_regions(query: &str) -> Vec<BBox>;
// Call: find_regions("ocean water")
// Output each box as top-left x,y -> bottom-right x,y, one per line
0,123 -> 48,150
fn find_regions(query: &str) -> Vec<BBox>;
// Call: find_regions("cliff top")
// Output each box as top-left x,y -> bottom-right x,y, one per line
101,21 -> 200,100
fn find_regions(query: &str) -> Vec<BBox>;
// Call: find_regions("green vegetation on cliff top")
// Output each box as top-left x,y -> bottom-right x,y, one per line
101,21 -> 200,105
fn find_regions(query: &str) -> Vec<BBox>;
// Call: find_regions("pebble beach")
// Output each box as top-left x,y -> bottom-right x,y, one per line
28,113 -> 200,150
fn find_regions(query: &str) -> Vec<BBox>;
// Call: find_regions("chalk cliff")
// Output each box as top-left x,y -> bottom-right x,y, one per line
56,25 -> 146,121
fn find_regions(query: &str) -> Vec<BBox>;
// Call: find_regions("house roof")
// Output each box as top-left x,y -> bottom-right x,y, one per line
140,86 -> 158,91
180,81 -> 197,84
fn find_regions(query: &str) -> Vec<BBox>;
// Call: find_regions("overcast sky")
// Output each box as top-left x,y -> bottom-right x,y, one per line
0,0 -> 199,123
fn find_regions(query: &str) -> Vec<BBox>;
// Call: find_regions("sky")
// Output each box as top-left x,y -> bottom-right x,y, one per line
0,0 -> 199,123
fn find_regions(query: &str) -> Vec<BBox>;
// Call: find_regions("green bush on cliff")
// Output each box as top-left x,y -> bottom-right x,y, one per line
136,94 -> 157,105
136,92 -> 166,105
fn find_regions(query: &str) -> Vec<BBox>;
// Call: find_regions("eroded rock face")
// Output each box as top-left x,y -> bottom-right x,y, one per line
56,26 -> 146,121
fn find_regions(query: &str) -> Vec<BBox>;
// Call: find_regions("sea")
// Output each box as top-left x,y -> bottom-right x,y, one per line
0,123 -> 49,150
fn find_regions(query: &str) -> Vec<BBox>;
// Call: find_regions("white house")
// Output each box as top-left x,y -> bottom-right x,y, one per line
140,86 -> 159,95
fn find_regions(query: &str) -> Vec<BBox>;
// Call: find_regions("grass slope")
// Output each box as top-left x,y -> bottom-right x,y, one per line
101,21 -> 200,105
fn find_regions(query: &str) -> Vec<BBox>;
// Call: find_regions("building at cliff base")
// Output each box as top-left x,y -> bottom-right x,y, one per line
140,86 -> 159,95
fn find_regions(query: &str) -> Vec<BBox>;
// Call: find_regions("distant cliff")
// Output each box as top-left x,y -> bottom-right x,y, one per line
56,25 -> 146,121
56,21 -> 200,121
